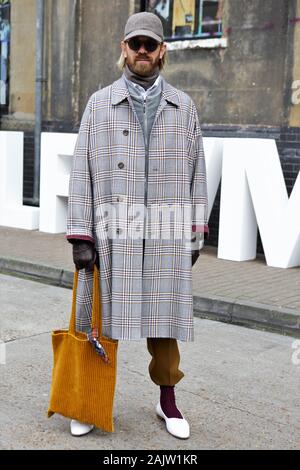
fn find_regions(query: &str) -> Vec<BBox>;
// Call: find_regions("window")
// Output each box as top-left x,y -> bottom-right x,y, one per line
0,0 -> 10,113
141,0 -> 223,41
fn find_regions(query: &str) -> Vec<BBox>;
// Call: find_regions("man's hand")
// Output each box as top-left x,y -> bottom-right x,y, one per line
72,240 -> 99,270
192,249 -> 200,267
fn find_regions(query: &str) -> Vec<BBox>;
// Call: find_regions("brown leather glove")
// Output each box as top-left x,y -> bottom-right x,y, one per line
71,240 -> 99,270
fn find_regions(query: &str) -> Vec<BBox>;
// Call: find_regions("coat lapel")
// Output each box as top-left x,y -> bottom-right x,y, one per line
160,78 -> 180,108
111,76 -> 130,105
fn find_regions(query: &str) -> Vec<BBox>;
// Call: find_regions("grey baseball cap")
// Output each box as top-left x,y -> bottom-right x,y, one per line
124,12 -> 164,43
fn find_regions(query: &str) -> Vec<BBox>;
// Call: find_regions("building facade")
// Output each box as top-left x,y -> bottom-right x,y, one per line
0,0 -> 300,247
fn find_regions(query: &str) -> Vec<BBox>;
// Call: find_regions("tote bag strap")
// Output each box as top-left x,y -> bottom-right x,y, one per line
91,265 -> 102,334
69,265 -> 102,336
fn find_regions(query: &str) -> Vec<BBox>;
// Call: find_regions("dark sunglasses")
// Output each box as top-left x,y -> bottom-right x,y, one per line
127,37 -> 160,53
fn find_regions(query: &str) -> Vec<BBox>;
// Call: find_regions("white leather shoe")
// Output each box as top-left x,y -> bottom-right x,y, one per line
156,402 -> 190,439
70,419 -> 94,436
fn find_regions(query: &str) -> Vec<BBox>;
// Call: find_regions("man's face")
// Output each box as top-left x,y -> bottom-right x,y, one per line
121,35 -> 166,76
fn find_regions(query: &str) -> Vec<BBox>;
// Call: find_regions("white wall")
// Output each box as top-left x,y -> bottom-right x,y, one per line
0,131 -> 39,229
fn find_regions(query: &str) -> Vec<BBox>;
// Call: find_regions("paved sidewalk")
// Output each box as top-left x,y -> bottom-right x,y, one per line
1,273 -> 300,449
0,226 -> 299,337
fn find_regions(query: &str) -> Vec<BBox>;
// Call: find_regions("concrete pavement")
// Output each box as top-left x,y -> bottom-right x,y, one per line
1,273 -> 300,450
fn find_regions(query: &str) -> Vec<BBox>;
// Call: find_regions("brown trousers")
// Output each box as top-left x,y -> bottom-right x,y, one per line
146,338 -> 184,386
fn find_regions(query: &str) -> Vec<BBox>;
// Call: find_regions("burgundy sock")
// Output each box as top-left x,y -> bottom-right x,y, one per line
160,385 -> 183,419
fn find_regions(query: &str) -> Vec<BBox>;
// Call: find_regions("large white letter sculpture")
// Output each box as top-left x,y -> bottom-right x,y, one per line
218,138 -> 300,268
0,131 -> 39,229
39,133 -> 77,233
203,137 -> 223,216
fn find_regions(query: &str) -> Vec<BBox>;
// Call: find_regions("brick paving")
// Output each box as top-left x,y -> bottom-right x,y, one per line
193,246 -> 300,311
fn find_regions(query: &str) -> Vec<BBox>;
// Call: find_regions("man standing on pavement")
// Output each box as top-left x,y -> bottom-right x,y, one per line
66,12 -> 209,439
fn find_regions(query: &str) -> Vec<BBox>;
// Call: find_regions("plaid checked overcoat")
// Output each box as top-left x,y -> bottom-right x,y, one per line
66,75 -> 208,342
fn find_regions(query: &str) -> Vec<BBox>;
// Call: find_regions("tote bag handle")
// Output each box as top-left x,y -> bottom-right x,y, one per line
69,265 -> 102,337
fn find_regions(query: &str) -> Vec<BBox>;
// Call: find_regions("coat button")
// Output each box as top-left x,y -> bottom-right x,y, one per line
116,196 -> 123,202
116,227 -> 122,234
123,129 -> 129,136
118,162 -> 125,169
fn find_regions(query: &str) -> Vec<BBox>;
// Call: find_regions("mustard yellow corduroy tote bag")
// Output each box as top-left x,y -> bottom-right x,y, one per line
47,265 -> 118,432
